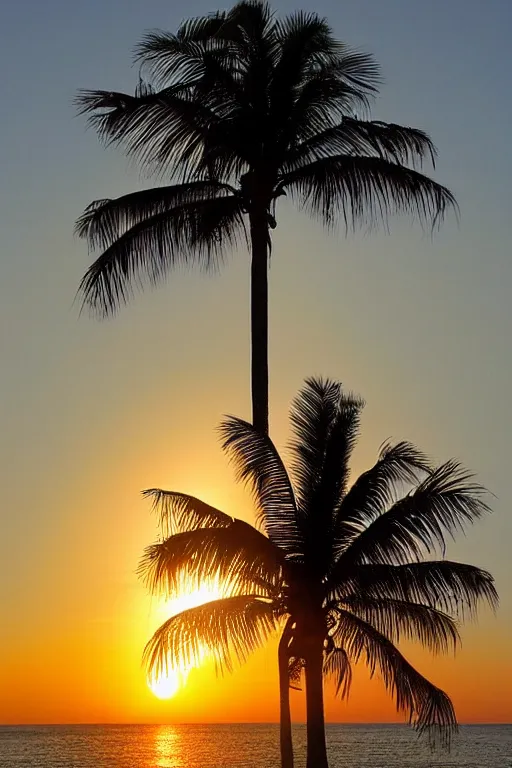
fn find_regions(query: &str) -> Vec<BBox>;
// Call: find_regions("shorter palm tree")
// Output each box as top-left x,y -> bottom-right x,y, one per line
139,378 -> 497,768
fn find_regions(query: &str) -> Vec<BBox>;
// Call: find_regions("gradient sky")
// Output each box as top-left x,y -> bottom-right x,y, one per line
1,0 -> 511,725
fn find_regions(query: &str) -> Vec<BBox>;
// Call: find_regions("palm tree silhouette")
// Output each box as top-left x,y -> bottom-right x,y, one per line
75,1 -> 457,436
139,378 -> 497,768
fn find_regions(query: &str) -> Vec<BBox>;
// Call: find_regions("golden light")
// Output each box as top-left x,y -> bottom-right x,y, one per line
147,579 -> 223,700
154,725 -> 183,768
148,670 -> 183,700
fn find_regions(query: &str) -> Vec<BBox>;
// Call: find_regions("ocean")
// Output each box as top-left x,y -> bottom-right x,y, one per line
0,724 -> 509,768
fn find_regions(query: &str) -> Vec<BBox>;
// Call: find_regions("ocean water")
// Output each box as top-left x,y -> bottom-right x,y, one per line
0,724 -> 509,768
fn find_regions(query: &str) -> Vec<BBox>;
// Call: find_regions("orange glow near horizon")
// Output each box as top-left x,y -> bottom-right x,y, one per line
1,401 -> 510,727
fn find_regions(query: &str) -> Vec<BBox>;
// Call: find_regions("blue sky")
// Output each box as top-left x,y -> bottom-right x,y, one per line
1,0 -> 511,720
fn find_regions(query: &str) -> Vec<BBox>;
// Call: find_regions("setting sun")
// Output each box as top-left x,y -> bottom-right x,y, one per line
148,670 -> 182,700
146,580 -> 224,699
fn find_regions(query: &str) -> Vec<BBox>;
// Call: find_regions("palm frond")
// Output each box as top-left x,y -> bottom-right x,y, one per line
138,522 -> 282,596
293,51 -> 378,140
334,441 -> 431,552
288,377 -> 341,512
270,13 -> 339,156
227,1 -> 275,45
336,610 -> 457,744
219,416 -> 302,557
176,11 -> 230,42
340,597 -> 459,655
77,194 -> 246,317
328,50 -> 381,97
135,23 -> 233,88
341,119 -> 437,167
288,655 -> 304,690
303,385 -> 364,570
142,489 -> 233,536
135,32 -> 246,183
343,561 -> 498,620
280,154 -> 458,232
312,386 -> 364,511
283,72 -> 370,153
284,119 -> 437,174
144,1 -> 271,60
272,12 -> 340,90
143,594 -> 278,678
340,461 -> 491,566
271,24 -> 380,163
75,86 -> 223,175
75,181 -> 235,251
323,647 -> 352,699
288,378 -> 364,539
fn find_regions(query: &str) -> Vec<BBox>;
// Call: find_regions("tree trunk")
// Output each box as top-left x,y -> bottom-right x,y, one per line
249,209 -> 269,435
278,625 -> 294,768
305,643 -> 329,768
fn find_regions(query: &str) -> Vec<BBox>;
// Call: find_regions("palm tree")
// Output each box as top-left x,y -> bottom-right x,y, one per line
139,378 -> 497,768
75,1 -> 457,435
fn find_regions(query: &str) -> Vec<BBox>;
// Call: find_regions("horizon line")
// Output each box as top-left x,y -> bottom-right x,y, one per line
3,722 -> 511,727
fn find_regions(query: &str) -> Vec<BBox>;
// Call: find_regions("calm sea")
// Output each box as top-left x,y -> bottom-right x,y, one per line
0,724 -> 510,768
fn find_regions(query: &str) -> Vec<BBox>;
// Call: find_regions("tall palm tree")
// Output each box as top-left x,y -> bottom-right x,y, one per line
139,378 -> 497,768
75,1 -> 457,435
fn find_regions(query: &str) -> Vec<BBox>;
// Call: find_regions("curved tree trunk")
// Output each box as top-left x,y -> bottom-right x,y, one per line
278,622 -> 294,768
305,643 -> 329,768
249,209 -> 269,435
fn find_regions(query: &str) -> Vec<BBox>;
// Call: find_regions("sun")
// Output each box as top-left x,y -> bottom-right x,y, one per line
147,580 -> 223,700
148,670 -> 182,700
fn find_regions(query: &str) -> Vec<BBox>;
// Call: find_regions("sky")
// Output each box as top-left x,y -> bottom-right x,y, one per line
0,0 -> 511,725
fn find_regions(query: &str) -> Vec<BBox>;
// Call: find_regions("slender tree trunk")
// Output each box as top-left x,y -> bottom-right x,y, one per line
305,642 -> 329,768
278,624 -> 294,768
249,209 -> 269,435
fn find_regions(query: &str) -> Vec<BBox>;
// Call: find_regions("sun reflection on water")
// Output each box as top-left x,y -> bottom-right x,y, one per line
154,725 -> 184,768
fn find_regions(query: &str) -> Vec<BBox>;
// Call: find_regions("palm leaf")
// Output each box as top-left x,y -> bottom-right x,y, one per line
227,1 -> 274,44
336,610 -> 457,744
135,29 -> 245,182
333,441 -> 432,552
323,647 -> 352,699
277,37 -> 379,151
340,461 -> 491,566
75,86 -> 225,175
310,386 -> 364,514
271,12 -> 342,94
342,561 -> 498,620
135,24 -> 234,88
142,489 -> 233,536
219,416 -> 302,557
288,378 -> 363,540
340,119 -> 437,167
280,153 -> 458,231
340,597 -> 459,655
288,377 -> 340,514
75,181 -> 236,251
288,655 -> 304,690
284,119 -> 437,174
77,194 -> 246,317
269,13 -> 340,158
143,594 -> 278,678
300,385 -> 364,569
138,522 -> 283,596
282,73 -> 370,156
175,12 -> 231,42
